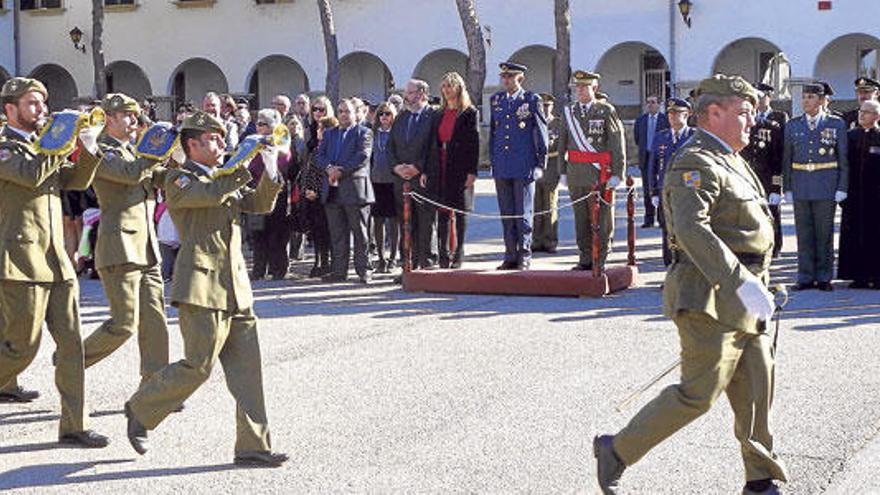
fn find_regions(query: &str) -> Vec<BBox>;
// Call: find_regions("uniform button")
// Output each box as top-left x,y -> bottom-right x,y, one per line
713,284 -> 721,291
505,136 -> 510,140
16,234 -> 22,240
504,146 -> 509,150
505,125 -> 510,129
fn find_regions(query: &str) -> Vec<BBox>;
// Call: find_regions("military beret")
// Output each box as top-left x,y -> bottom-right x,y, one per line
571,70 -> 601,86
101,93 -> 141,115
595,92 -> 609,101
499,62 -> 528,75
821,81 -> 835,96
854,77 -> 880,91
694,74 -> 759,106
180,110 -> 226,137
1,77 -> 48,101
539,92 -> 555,103
666,98 -> 691,112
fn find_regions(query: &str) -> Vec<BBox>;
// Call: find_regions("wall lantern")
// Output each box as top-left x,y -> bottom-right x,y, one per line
678,0 -> 693,28
69,27 -> 86,53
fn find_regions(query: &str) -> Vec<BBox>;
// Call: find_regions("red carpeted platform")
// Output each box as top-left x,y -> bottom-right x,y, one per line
402,265 -> 638,297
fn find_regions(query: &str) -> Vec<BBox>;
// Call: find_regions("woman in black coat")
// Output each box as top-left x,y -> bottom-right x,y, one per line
425,72 -> 480,268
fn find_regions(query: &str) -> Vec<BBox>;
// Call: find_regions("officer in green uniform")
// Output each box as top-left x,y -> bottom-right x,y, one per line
125,111 -> 288,467
79,93 -> 169,387
594,75 -> 788,494
532,93 -> 561,253
557,71 -> 626,271
0,77 -> 109,447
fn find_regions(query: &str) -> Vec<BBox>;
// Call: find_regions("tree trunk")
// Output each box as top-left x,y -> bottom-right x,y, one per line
92,0 -> 106,98
553,0 -> 571,111
455,0 -> 486,107
317,0 -> 339,104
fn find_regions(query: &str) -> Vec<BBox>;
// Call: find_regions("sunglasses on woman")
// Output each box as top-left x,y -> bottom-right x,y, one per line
311,106 -> 326,113
378,111 -> 392,117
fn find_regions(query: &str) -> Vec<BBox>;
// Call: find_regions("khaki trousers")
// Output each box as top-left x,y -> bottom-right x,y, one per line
532,176 -> 560,250
569,185 -> 614,267
613,311 -> 789,482
0,279 -> 86,435
83,263 -> 168,381
128,303 -> 271,454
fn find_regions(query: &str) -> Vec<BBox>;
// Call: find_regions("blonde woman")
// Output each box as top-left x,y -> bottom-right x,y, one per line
424,72 -> 479,269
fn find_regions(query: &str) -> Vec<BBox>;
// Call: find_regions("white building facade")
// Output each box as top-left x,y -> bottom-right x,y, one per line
2,0 -> 879,119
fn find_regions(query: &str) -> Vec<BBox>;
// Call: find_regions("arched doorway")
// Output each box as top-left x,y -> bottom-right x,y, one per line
412,48 -> 468,97
247,55 -> 309,108
28,64 -> 78,111
815,33 -> 880,104
105,60 -> 152,100
595,42 -> 669,118
713,37 -> 790,99
168,58 -> 228,111
339,51 -> 393,105
507,45 -> 556,95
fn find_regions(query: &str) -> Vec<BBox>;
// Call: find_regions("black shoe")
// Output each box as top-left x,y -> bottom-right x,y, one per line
791,281 -> 816,291
545,245 -> 558,254
450,259 -> 463,269
269,272 -> 286,281
519,260 -> 531,270
438,259 -> 450,269
234,451 -> 289,468
640,221 -> 654,228
60,430 -> 110,449
496,261 -> 518,270
386,259 -> 397,272
376,259 -> 388,274
357,273 -> 371,284
173,403 -> 185,413
0,385 -> 40,403
125,402 -> 148,455
742,479 -> 783,494
817,281 -> 833,292
249,273 -> 265,281
532,245 -> 545,253
849,280 -> 871,289
593,435 -> 625,494
308,265 -> 322,278
571,263 -> 593,271
321,273 -> 347,283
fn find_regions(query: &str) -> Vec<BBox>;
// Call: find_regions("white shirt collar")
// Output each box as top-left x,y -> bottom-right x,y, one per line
507,87 -> 525,101
6,125 -> 34,142
578,100 -> 593,112
192,161 -> 216,177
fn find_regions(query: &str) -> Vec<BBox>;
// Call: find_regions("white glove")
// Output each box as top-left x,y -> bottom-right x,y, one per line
78,127 -> 100,155
170,144 -> 186,165
735,275 -> 775,322
607,176 -> 621,189
835,190 -> 847,203
784,192 -> 793,204
651,196 -> 660,209
559,174 -> 568,188
533,167 -> 544,181
768,193 -> 781,206
260,148 -> 279,181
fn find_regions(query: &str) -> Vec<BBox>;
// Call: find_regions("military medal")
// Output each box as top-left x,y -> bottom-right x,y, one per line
587,137 -> 593,144
519,121 -> 526,129
758,141 -> 766,149
829,148 -> 835,156
819,148 -> 827,156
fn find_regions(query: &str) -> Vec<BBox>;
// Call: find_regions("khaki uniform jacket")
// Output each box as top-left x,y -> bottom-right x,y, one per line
164,161 -> 282,312
92,134 -> 163,270
557,100 -> 626,186
662,129 -> 775,332
0,127 -> 101,282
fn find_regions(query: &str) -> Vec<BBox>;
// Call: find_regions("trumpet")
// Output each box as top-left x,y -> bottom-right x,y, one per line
82,106 -> 106,128
261,123 -> 290,148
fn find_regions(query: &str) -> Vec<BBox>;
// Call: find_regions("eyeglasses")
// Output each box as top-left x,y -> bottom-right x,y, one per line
256,121 -> 270,127
311,106 -> 326,113
378,111 -> 392,117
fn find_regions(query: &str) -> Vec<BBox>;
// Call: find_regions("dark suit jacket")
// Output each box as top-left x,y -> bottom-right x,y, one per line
427,106 -> 479,210
387,105 -> 438,175
634,111 -> 669,166
317,124 -> 374,205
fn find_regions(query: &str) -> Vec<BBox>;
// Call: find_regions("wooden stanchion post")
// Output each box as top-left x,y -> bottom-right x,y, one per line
627,175 -> 636,266
403,181 -> 413,273
591,183 -> 601,279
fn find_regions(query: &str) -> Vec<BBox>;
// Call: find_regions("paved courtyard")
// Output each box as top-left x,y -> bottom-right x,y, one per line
1,177 -> 878,493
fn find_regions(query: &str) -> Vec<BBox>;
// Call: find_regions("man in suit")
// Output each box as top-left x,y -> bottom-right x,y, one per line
388,79 -> 438,271
557,70 -> 626,271
783,82 -> 849,292
842,78 -> 880,130
79,93 -> 169,386
125,111 -> 288,467
0,77 -> 108,447
595,75 -> 788,495
633,95 -> 669,227
489,62 -> 548,270
318,99 -> 374,284
742,83 -> 788,258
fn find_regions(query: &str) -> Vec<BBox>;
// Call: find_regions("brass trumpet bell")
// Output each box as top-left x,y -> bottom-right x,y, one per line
264,123 -> 290,148
79,107 -> 106,129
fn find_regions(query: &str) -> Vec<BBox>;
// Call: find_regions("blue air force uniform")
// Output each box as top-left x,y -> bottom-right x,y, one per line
782,83 -> 849,288
489,62 -> 548,269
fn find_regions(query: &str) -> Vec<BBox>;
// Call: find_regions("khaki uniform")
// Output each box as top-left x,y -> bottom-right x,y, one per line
557,99 -> 626,267
612,129 -> 788,483
82,134 -> 169,381
128,161 -> 282,454
533,116 -> 562,251
0,126 -> 101,435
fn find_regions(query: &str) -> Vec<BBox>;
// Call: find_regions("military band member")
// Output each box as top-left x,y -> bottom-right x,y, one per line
0,77 -> 108,447
532,93 -> 561,253
125,111 -> 288,467
647,98 -> 694,266
557,71 -> 626,271
80,93 -> 170,385
594,75 -> 788,495
782,82 -> 848,291
842,77 -> 880,129
489,62 -> 548,270
741,83 -> 788,258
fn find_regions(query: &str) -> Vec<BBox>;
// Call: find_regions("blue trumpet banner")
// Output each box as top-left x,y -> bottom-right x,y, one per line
136,122 -> 180,161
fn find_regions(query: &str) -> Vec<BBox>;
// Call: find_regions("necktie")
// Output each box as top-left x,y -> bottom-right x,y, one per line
647,115 -> 656,150
406,112 -> 417,141
808,117 -> 817,131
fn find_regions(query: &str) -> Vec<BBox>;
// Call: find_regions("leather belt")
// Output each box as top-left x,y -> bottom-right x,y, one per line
791,161 -> 837,172
672,250 -> 765,266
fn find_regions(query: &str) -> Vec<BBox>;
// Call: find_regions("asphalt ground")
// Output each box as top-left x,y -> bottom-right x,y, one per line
0,176 -> 878,494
